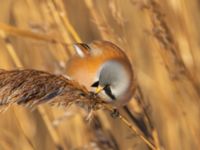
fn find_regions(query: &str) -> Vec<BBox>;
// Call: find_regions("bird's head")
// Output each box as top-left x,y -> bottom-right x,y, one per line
91,59 -> 134,106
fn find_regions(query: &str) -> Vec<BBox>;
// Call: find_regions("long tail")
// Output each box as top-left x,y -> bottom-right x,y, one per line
123,105 -> 152,138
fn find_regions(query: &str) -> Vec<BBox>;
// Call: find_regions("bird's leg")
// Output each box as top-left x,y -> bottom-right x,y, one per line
88,91 -> 119,118
110,108 -> 119,118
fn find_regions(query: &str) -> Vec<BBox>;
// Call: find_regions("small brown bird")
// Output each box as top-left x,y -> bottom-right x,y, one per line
66,40 -> 136,107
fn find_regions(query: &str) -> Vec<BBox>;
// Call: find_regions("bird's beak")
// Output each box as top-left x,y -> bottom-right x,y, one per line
95,86 -> 104,94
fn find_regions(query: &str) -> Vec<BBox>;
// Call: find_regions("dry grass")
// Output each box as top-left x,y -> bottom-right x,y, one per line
0,0 -> 199,150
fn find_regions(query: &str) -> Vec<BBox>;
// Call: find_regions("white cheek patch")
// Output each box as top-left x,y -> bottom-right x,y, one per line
111,76 -> 129,99
73,45 -> 85,57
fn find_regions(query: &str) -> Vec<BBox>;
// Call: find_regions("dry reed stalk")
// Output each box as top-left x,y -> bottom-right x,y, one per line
89,118 -> 120,150
43,0 -> 76,61
31,0 -> 71,70
45,0 -> 74,43
105,105 -> 156,150
51,0 -> 82,43
0,22 -> 68,46
85,0 -> 116,41
11,111 -> 37,150
0,22 -> 72,63
0,31 -> 23,68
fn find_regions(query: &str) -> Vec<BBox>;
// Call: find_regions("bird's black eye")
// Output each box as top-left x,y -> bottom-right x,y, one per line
104,85 -> 116,100
91,81 -> 99,87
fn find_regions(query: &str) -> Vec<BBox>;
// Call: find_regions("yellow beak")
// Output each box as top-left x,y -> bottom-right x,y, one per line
95,86 -> 104,94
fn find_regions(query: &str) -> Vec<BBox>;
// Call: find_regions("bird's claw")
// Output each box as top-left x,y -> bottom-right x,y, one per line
110,108 -> 119,118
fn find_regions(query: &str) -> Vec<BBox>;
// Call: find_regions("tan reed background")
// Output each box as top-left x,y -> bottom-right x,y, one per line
0,0 -> 200,150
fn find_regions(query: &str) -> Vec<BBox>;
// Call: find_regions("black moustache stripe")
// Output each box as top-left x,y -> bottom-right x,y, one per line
104,85 -> 116,101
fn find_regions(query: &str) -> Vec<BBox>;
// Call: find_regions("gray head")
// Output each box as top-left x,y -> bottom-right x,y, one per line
91,60 -> 132,103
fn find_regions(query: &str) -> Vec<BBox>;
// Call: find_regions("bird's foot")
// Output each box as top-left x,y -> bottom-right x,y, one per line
110,108 -> 119,118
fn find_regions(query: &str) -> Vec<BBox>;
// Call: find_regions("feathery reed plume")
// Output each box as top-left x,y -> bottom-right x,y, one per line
145,0 -> 200,92
146,1 -> 185,75
0,69 -> 97,109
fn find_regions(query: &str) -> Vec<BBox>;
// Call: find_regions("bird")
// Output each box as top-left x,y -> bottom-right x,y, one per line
66,40 -> 151,137
66,40 -> 136,107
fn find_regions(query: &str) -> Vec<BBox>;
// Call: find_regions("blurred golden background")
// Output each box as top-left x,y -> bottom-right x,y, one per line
0,0 -> 200,150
